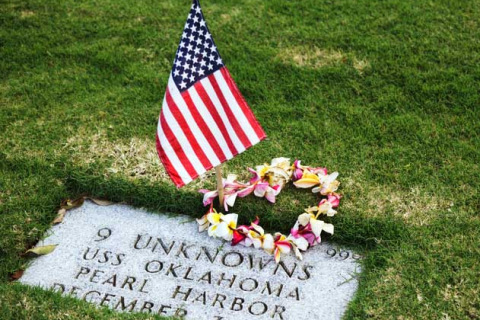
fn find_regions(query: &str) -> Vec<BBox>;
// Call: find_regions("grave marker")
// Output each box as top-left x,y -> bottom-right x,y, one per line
20,201 -> 360,319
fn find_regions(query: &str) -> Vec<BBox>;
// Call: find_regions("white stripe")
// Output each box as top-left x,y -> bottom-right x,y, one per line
189,86 -> 234,159
167,77 -> 221,167
157,117 -> 192,185
201,75 -> 246,153
161,95 -> 205,176
214,72 -> 260,145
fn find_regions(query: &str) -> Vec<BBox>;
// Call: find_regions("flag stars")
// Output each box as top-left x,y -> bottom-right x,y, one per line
172,5 -> 224,91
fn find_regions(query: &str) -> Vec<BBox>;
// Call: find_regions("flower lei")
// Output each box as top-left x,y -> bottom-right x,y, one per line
196,157 -> 341,263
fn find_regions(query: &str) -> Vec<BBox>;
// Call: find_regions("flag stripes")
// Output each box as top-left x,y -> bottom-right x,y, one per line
156,67 -> 266,187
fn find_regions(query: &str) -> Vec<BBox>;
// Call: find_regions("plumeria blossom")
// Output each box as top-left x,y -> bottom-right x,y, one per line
199,174 -> 247,211
292,160 -> 304,181
290,213 -> 334,246
232,217 -> 260,246
250,158 -> 292,187
287,234 -> 309,260
310,167 -> 328,176
294,169 -> 340,196
312,171 -> 340,195
293,170 -> 322,189
306,193 -> 342,217
199,189 -> 218,206
237,171 -> 282,203
196,204 -> 216,232
265,157 -> 293,187
263,233 -> 292,263
246,225 -> 272,249
232,217 -> 271,249
195,205 -> 226,237
211,213 -> 238,241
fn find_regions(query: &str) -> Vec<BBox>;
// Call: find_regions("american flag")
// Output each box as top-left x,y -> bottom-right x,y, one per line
156,0 -> 266,188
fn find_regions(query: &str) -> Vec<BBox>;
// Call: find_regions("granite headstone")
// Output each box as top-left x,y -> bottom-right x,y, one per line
20,201 -> 360,319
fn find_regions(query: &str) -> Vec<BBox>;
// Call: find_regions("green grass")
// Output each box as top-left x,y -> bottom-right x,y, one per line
1,0 -> 479,318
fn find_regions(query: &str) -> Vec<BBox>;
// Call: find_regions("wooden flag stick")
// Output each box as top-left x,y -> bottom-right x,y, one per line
215,165 -> 224,206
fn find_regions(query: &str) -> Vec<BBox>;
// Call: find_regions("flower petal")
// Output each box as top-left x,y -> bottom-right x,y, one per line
224,193 -> 238,211
215,222 -> 233,240
208,224 -> 218,237
291,236 -> 309,251
322,223 -> 334,234
271,157 -> 290,168
310,219 -> 325,237
274,248 -> 281,263
264,187 -> 278,203
262,234 -> 274,252
254,182 -> 269,197
232,230 -> 246,245
311,186 -> 321,193
237,184 -> 255,198
328,193 -> 341,207
200,190 -> 218,206
298,213 -> 312,226
277,241 -> 291,254
293,172 -> 320,188
221,213 -> 238,225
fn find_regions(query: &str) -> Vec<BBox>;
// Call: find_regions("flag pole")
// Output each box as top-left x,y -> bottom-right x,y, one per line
215,165 -> 224,207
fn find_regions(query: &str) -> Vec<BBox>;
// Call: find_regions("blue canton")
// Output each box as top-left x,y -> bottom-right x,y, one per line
172,0 -> 224,92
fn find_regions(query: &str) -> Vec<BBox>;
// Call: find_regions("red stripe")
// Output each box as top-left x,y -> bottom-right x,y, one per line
165,89 -> 212,169
159,108 -> 197,179
220,68 -> 266,140
208,73 -> 251,149
182,90 -> 228,163
194,81 -> 238,156
155,132 -> 184,188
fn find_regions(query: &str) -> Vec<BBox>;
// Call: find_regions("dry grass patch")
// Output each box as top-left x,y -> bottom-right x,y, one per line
278,46 -> 370,74
278,46 -> 346,69
63,129 -> 214,190
353,58 -> 371,75
220,7 -> 241,24
343,174 -> 451,226
20,10 -> 35,18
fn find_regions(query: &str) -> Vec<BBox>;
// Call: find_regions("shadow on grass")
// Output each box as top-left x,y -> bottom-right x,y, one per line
65,165 -> 411,256
2,154 -> 413,319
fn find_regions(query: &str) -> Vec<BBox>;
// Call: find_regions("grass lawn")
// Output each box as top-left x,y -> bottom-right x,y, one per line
1,0 -> 479,318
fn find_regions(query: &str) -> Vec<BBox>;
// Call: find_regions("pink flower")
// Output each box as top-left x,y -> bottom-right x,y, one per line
311,167 -> 328,176
290,213 -> 334,246
237,181 -> 282,203
292,160 -> 304,181
199,189 -> 218,206
231,217 -> 260,246
327,193 -> 341,208
290,221 -> 319,246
